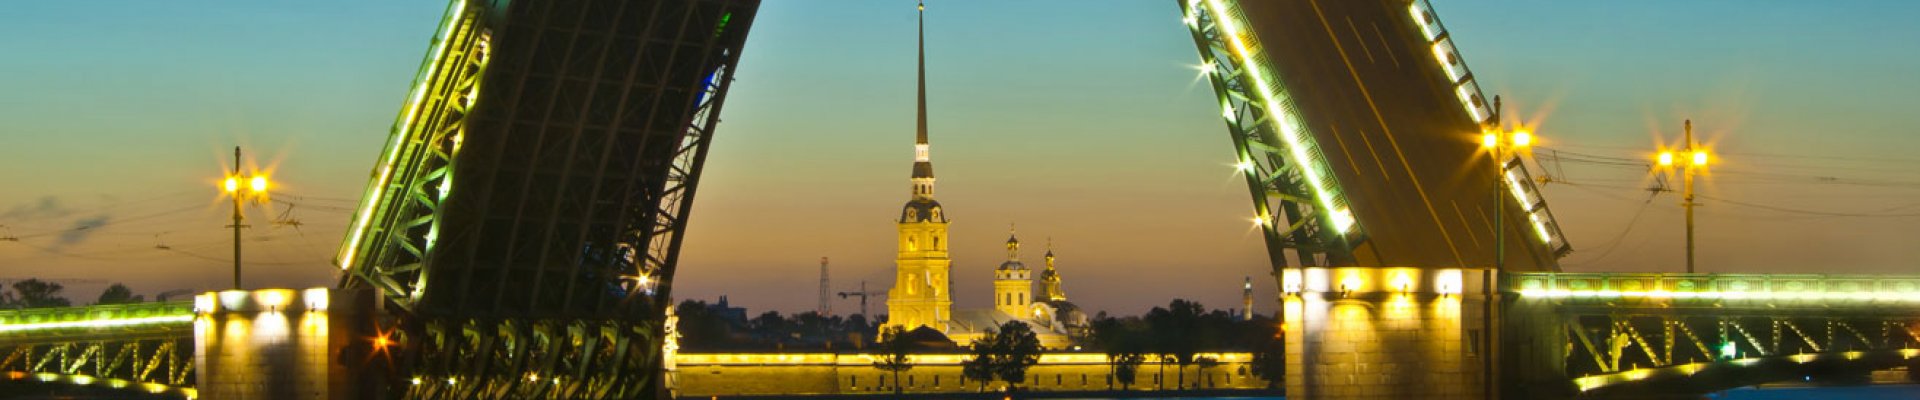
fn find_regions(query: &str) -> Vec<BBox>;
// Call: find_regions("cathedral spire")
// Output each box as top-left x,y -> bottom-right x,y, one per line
915,0 -> 928,148
909,0 -> 936,200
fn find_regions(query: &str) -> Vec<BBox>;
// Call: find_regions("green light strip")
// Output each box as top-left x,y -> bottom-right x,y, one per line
1520,288 -> 1920,302
339,0 -> 471,271
1196,0 -> 1356,233
0,314 -> 192,333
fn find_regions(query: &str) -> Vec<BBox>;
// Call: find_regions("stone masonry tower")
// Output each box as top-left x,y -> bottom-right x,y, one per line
884,1 -> 952,333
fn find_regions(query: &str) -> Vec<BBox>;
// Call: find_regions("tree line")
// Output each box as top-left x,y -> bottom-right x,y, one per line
1084,299 -> 1284,390
0,279 -> 145,309
864,298 -> 1283,393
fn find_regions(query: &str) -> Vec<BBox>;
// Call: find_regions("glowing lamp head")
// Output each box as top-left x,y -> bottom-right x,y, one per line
1511,131 -> 1533,147
223,177 -> 239,193
1480,132 -> 1498,148
1657,152 -> 1675,167
249,176 -> 268,192
1690,151 -> 1708,167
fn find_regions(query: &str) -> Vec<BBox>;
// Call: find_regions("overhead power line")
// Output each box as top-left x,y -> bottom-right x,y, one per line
1698,194 -> 1920,218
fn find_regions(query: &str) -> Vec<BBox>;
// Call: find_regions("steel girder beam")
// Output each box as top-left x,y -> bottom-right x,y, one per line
1555,313 -> 1920,396
337,0 -> 494,312
0,337 -> 193,387
1178,0 -> 1359,275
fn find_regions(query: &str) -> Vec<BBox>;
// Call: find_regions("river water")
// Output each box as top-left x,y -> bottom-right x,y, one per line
1059,384 -> 1920,399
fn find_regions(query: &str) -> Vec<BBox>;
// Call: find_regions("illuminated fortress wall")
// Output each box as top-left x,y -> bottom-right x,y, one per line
671,353 -> 1269,396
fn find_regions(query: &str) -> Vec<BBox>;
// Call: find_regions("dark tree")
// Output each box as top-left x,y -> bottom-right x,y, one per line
1195,356 -> 1221,388
1090,314 -> 1149,390
96,283 -> 143,305
1113,352 -> 1145,390
11,279 -> 71,308
1146,299 -> 1204,389
1249,336 -> 1284,389
871,326 -> 916,395
991,320 -> 1043,390
962,335 -> 997,392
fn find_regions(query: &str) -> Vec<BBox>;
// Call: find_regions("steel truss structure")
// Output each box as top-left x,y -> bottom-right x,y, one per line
336,0 -> 759,398
1509,273 -> 1920,397
0,302 -> 196,396
1179,0 -> 1359,270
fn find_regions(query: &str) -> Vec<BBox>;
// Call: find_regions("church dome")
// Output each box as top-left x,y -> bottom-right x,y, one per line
900,199 -> 947,223
998,260 -> 1026,271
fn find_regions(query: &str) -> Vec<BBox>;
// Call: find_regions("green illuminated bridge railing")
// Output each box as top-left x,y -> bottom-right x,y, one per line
1507,272 -> 1920,397
0,301 -> 194,340
0,301 -> 198,398
1510,272 -> 1920,304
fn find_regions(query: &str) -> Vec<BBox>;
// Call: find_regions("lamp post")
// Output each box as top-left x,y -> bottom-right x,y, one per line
222,146 -> 269,289
1656,120 -> 1709,273
1480,100 -> 1532,272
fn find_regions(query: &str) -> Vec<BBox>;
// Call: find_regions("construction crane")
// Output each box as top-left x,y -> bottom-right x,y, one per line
836,281 -> 886,320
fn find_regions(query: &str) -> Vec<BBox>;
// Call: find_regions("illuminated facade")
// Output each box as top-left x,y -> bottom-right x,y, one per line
992,231 -> 1032,318
672,352 -> 1266,395
946,230 -> 1080,349
884,1 -> 954,334
1040,241 -> 1066,302
194,288 -> 365,400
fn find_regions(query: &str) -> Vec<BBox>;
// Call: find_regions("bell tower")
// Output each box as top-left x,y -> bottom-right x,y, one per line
884,0 -> 952,333
994,228 -> 1033,317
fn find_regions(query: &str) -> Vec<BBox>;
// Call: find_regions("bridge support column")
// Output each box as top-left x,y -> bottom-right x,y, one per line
194,288 -> 377,400
1284,267 -> 1490,399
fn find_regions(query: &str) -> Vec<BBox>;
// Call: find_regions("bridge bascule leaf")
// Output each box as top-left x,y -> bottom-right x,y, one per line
1181,0 -> 1572,273
326,0 -> 762,398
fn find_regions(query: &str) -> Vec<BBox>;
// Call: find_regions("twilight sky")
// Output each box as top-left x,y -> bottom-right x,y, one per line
1,1 -> 1915,317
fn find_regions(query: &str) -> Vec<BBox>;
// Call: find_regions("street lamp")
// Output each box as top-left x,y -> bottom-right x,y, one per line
1480,117 -> 1533,272
1654,120 -> 1710,273
221,146 -> 270,289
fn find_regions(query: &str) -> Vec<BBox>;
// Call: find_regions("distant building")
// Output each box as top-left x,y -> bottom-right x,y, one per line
709,295 -> 749,327
878,4 -> 1084,348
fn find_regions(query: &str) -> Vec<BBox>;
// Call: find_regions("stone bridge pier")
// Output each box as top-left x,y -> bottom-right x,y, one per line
1283,267 -> 1492,400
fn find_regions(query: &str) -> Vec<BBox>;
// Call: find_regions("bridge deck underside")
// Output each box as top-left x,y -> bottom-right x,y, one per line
1236,0 -> 1555,270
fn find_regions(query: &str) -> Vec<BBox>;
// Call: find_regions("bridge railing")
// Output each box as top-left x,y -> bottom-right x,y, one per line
1507,272 -> 1920,396
1511,272 -> 1920,307
0,301 -> 197,397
